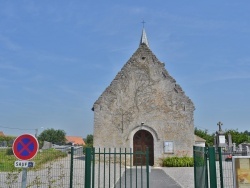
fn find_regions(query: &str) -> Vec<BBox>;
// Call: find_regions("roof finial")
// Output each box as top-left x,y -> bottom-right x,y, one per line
140,20 -> 149,48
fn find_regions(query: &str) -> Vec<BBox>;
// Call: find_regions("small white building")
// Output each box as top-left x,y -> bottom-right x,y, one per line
194,135 -> 206,147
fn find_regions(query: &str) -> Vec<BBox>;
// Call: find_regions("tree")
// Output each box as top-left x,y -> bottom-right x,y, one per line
225,129 -> 249,145
194,128 -> 214,146
0,136 -> 16,147
38,128 -> 66,146
83,134 -> 93,154
85,134 -> 93,146
244,130 -> 250,136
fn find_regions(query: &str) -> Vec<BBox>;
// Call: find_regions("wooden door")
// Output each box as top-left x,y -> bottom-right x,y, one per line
133,130 -> 154,166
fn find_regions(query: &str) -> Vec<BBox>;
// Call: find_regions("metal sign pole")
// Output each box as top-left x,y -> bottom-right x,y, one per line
21,168 -> 27,188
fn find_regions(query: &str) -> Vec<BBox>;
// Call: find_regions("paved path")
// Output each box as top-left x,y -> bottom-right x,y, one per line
116,168 -> 182,188
163,167 -> 194,188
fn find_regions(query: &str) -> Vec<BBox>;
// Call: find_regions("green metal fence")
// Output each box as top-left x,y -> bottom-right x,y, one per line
1,146 -> 149,188
193,146 -> 208,188
85,147 -> 150,188
0,147 -> 85,188
194,146 -> 239,188
215,148 -> 234,188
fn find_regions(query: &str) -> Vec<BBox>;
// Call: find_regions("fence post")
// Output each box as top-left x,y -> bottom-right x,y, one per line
193,146 -> 197,188
85,148 -> 92,188
92,147 -> 95,188
205,147 -> 208,187
146,147 -> 149,188
69,146 -> 74,188
208,147 -> 217,188
193,146 -> 208,188
218,147 -> 224,188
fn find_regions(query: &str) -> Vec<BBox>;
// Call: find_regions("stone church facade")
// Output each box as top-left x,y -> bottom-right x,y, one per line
92,29 -> 195,166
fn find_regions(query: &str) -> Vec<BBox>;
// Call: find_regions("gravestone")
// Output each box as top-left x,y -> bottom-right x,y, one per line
228,133 -> 233,152
238,144 -> 242,152
233,143 -> 236,152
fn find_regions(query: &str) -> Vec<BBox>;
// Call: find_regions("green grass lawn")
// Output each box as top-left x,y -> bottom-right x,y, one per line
0,148 -> 67,172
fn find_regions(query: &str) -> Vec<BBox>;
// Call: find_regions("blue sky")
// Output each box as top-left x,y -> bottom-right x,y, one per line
0,1 -> 250,138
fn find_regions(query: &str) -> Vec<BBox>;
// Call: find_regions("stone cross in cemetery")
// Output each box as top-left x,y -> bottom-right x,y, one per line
217,121 -> 223,132
215,121 -> 227,148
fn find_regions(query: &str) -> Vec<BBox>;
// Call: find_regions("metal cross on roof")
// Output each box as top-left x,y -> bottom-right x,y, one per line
142,20 -> 146,28
139,20 -> 149,48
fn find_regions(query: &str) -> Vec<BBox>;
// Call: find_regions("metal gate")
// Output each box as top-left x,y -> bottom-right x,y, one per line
85,147 -> 150,188
193,146 -> 208,188
194,146 -> 226,188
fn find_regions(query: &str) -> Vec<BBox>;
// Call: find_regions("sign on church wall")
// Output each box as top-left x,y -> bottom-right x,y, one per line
164,141 -> 174,153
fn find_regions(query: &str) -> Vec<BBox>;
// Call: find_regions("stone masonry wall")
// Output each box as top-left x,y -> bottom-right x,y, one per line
93,44 -> 195,166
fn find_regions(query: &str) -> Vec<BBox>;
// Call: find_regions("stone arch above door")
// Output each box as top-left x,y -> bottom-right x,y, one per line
127,124 -> 160,142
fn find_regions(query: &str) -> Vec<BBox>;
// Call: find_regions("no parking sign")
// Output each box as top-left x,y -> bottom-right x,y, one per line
12,134 -> 39,160
12,134 -> 39,187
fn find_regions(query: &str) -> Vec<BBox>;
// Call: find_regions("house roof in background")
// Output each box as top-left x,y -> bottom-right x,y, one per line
0,131 -> 5,136
66,136 -> 85,145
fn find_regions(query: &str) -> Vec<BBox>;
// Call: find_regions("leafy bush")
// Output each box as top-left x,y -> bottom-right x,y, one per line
162,156 -> 194,167
0,136 -> 16,147
83,144 -> 93,154
5,148 -> 13,155
83,134 -> 93,154
38,129 -> 66,146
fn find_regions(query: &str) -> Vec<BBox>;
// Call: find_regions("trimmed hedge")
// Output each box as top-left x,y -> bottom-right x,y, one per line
162,156 -> 194,167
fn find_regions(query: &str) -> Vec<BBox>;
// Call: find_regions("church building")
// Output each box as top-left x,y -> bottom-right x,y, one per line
92,28 -> 195,166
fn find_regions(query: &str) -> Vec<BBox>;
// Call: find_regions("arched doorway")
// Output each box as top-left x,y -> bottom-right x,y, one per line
133,130 -> 154,166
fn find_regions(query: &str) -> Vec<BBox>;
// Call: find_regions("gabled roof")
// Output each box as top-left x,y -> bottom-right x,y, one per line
65,136 -> 85,145
194,135 -> 206,142
0,131 -> 5,136
93,43 -> 156,108
92,29 -> 194,111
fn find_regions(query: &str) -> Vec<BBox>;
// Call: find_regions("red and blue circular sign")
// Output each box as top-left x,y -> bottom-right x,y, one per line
12,134 -> 39,160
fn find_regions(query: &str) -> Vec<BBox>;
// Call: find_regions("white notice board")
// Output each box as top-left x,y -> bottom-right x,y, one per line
164,141 -> 174,153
